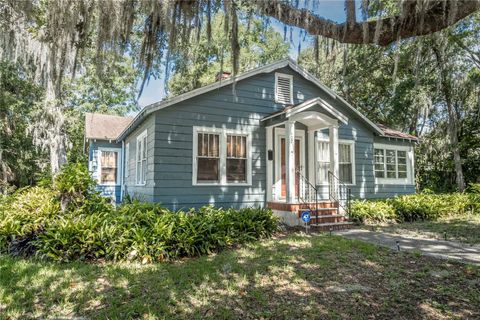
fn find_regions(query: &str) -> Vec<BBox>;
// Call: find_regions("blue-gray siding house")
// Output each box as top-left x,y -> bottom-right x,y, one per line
85,59 -> 417,225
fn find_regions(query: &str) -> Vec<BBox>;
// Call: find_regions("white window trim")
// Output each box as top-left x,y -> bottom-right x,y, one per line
374,143 -> 414,185
192,126 -> 252,186
97,147 -> 121,186
125,142 -> 130,178
275,72 -> 294,105
135,130 -> 148,186
339,139 -> 356,186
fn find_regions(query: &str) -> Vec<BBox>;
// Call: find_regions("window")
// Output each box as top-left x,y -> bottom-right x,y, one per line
374,146 -> 412,183
197,132 -> 220,182
275,73 -> 293,105
339,142 -> 354,184
226,135 -> 247,182
316,140 -> 330,184
374,149 -> 385,178
193,127 -> 251,185
136,130 -> 147,185
125,143 -> 130,178
99,150 -> 118,185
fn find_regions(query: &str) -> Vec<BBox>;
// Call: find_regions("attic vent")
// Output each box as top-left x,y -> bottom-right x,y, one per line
275,73 -> 293,105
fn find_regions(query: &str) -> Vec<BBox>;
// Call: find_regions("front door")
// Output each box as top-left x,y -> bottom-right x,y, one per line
280,138 -> 300,198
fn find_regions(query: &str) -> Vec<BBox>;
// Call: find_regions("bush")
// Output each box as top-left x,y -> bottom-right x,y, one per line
349,200 -> 396,224
33,204 -> 278,262
0,187 -> 60,251
0,162 -> 279,262
350,192 -> 478,224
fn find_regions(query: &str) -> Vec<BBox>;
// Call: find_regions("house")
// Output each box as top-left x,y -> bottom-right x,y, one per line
84,58 -> 417,228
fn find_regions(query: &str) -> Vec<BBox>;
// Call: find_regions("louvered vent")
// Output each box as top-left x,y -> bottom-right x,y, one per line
275,74 -> 293,104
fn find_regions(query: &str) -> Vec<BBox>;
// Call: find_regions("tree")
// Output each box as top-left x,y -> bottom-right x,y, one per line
168,12 -> 289,96
0,62 -> 45,192
1,0 -> 479,175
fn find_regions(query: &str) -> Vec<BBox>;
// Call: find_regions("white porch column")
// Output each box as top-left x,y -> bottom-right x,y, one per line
266,126 -> 273,202
285,120 -> 296,203
329,124 -> 339,179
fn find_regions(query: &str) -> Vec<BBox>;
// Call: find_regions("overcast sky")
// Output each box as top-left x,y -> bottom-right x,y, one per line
137,0 -> 355,108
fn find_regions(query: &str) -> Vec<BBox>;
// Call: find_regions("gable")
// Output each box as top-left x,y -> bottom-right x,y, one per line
117,59 -> 397,141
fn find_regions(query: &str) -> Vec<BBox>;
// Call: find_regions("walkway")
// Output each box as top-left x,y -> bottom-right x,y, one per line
335,228 -> 480,265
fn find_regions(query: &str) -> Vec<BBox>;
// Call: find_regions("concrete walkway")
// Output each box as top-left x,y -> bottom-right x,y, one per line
335,228 -> 480,265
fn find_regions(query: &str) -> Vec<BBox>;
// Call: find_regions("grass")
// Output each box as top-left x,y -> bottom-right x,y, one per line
368,214 -> 480,245
1,232 -> 479,319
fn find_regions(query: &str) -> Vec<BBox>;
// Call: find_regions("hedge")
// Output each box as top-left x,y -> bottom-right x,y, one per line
0,163 -> 278,262
350,191 -> 479,224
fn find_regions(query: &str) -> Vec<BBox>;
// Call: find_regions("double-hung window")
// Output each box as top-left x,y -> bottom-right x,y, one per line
226,135 -> 247,182
339,141 -> 354,184
197,132 -> 220,181
374,145 -> 412,183
316,140 -> 330,184
99,149 -> 119,185
136,130 -> 147,185
193,127 -> 251,185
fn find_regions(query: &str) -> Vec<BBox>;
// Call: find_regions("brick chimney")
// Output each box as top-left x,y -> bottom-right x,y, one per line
215,71 -> 231,81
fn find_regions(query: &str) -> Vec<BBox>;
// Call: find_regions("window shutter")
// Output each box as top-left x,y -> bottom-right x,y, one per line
275,74 -> 293,104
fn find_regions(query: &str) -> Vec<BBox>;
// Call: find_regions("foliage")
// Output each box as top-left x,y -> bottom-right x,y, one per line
0,62 -> 46,191
33,204 -> 278,262
0,163 -> 278,262
349,200 -> 396,224
350,193 -> 478,224
0,187 -> 59,250
168,12 -> 289,96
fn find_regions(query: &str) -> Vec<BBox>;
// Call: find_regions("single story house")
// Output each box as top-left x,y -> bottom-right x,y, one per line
85,58 -> 417,228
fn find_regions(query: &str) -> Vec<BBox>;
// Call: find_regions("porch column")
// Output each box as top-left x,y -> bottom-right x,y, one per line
329,124 -> 339,179
285,120 -> 296,203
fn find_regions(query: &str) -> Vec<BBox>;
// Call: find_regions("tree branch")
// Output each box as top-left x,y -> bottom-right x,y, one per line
257,0 -> 480,46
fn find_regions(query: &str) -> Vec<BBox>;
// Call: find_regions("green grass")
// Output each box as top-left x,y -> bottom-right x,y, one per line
370,214 -> 480,245
1,233 -> 479,319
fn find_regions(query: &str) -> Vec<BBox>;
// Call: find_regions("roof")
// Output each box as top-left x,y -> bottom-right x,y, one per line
116,58 -> 385,141
376,124 -> 418,141
85,113 -> 133,140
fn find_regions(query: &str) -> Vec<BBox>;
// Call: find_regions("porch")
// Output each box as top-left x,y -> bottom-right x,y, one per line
262,98 -> 353,228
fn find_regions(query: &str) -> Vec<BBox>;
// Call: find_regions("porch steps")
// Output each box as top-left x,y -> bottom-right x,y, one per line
297,209 -> 353,230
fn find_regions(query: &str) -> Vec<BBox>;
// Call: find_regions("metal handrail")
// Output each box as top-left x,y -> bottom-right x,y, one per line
328,171 -> 352,216
295,168 -> 318,217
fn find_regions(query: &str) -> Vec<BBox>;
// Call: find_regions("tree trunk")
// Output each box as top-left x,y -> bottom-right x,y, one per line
433,42 -> 466,191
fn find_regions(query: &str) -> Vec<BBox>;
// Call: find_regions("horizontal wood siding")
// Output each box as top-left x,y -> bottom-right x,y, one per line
123,114 -> 155,202
122,65 -> 415,208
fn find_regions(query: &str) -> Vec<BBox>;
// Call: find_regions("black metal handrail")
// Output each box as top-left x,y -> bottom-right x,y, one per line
328,171 -> 352,216
295,168 -> 318,216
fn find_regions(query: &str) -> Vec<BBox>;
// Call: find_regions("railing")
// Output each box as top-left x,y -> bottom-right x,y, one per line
328,171 -> 352,216
295,168 -> 318,215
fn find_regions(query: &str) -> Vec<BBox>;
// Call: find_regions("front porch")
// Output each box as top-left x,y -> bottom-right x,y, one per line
262,97 -> 353,229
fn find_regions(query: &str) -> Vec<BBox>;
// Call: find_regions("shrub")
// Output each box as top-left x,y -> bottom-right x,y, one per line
0,186 -> 60,251
350,200 -> 396,224
32,204 -> 278,262
54,162 -> 97,211
350,192 -> 478,225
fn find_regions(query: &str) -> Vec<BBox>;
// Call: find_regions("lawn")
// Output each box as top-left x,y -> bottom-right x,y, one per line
1,233 -> 479,319
368,214 -> 480,245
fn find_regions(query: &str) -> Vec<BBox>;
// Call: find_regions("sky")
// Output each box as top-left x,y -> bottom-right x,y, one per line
137,0 -> 358,107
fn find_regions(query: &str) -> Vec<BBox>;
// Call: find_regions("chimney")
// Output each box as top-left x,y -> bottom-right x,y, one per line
215,71 -> 231,81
